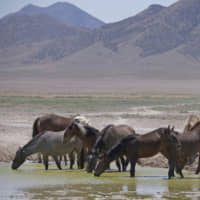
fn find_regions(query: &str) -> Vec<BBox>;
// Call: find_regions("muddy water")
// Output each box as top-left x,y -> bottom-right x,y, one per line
1,162 -> 200,200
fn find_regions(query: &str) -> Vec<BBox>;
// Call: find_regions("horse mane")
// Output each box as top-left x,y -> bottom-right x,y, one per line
22,131 -> 46,151
107,134 -> 136,158
91,125 -> 114,152
84,125 -> 100,137
184,115 -> 200,132
190,121 -> 200,131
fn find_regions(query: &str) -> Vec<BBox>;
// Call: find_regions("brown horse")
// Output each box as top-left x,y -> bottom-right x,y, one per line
86,124 -> 136,173
63,121 -> 100,154
94,127 -> 181,179
32,114 -> 87,168
175,121 -> 200,175
63,122 -> 134,171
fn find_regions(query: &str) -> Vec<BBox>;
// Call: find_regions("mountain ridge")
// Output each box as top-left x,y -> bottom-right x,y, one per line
1,0 -> 200,84
5,2 -> 104,29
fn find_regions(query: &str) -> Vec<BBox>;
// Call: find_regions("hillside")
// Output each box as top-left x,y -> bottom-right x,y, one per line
1,0 -> 200,93
7,2 -> 104,29
0,14 -> 94,64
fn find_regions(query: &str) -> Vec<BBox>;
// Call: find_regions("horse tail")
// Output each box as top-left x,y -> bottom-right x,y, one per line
32,117 -> 40,138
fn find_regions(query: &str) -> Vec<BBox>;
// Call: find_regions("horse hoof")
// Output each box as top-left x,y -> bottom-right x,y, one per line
94,173 -> 100,177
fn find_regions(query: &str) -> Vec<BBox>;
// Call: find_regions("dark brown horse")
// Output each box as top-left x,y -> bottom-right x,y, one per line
174,121 -> 200,175
94,127 -> 181,179
86,124 -> 136,173
32,114 -> 86,168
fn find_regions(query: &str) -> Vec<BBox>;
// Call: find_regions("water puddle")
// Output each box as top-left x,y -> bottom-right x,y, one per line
1,162 -> 200,200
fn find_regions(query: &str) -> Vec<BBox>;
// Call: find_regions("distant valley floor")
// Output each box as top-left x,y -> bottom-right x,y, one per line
1,77 -> 200,94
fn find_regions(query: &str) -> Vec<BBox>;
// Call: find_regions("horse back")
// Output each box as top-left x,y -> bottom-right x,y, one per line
102,124 -> 135,150
126,136 -> 161,159
38,114 -> 73,132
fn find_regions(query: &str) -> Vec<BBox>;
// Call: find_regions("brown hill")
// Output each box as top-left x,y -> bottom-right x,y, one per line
1,0 -> 200,93
0,14 -> 94,65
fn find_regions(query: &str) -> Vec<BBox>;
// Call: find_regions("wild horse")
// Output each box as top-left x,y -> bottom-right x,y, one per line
32,114 -> 88,168
87,124 -> 136,172
63,121 -> 132,171
12,130 -> 83,170
94,126 -> 181,179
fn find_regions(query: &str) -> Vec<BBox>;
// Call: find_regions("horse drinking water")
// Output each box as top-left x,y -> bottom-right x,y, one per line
32,114 -> 88,167
63,121 -> 132,171
94,126 -> 181,179
12,130 -> 83,170
87,124 -> 136,172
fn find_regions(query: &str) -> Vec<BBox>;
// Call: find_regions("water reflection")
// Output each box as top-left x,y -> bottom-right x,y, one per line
1,163 -> 200,200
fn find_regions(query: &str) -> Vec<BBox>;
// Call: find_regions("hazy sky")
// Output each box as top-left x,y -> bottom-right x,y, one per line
1,0 -> 177,22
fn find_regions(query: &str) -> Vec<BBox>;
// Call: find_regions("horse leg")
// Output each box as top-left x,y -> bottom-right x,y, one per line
52,155 -> 62,170
120,156 -> 126,172
116,159 -> 121,172
69,152 -> 75,169
195,155 -> 200,174
43,154 -> 49,170
38,153 -> 42,163
58,155 -> 62,163
124,158 -> 129,171
130,159 -> 136,177
64,155 -> 68,166
168,159 -> 176,179
78,147 -> 85,169
177,168 -> 184,178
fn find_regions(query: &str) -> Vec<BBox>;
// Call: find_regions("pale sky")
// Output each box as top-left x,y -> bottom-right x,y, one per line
0,0 -> 177,23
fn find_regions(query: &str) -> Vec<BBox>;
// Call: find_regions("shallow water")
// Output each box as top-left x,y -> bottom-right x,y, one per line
1,162 -> 200,200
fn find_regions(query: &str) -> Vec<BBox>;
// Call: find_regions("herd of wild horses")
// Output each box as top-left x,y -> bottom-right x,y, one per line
11,114 -> 200,179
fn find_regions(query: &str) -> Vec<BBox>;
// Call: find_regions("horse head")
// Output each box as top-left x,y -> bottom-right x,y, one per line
94,153 -> 112,177
74,115 -> 90,126
159,126 -> 181,148
11,147 -> 26,170
86,149 -> 98,173
63,120 -> 87,143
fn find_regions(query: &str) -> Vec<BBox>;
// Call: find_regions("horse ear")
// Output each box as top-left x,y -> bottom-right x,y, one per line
172,126 -> 175,131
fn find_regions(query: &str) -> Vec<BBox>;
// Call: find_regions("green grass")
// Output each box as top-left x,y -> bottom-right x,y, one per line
0,94 -> 200,114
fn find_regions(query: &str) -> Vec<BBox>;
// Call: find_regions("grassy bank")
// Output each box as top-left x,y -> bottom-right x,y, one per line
0,94 -> 200,114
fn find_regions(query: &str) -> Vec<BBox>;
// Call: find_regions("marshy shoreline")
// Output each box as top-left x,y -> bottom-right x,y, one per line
0,93 -> 200,172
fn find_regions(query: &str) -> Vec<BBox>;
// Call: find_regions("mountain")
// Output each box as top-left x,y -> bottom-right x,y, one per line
7,2 -> 104,29
1,0 -> 200,93
0,14 -> 94,64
